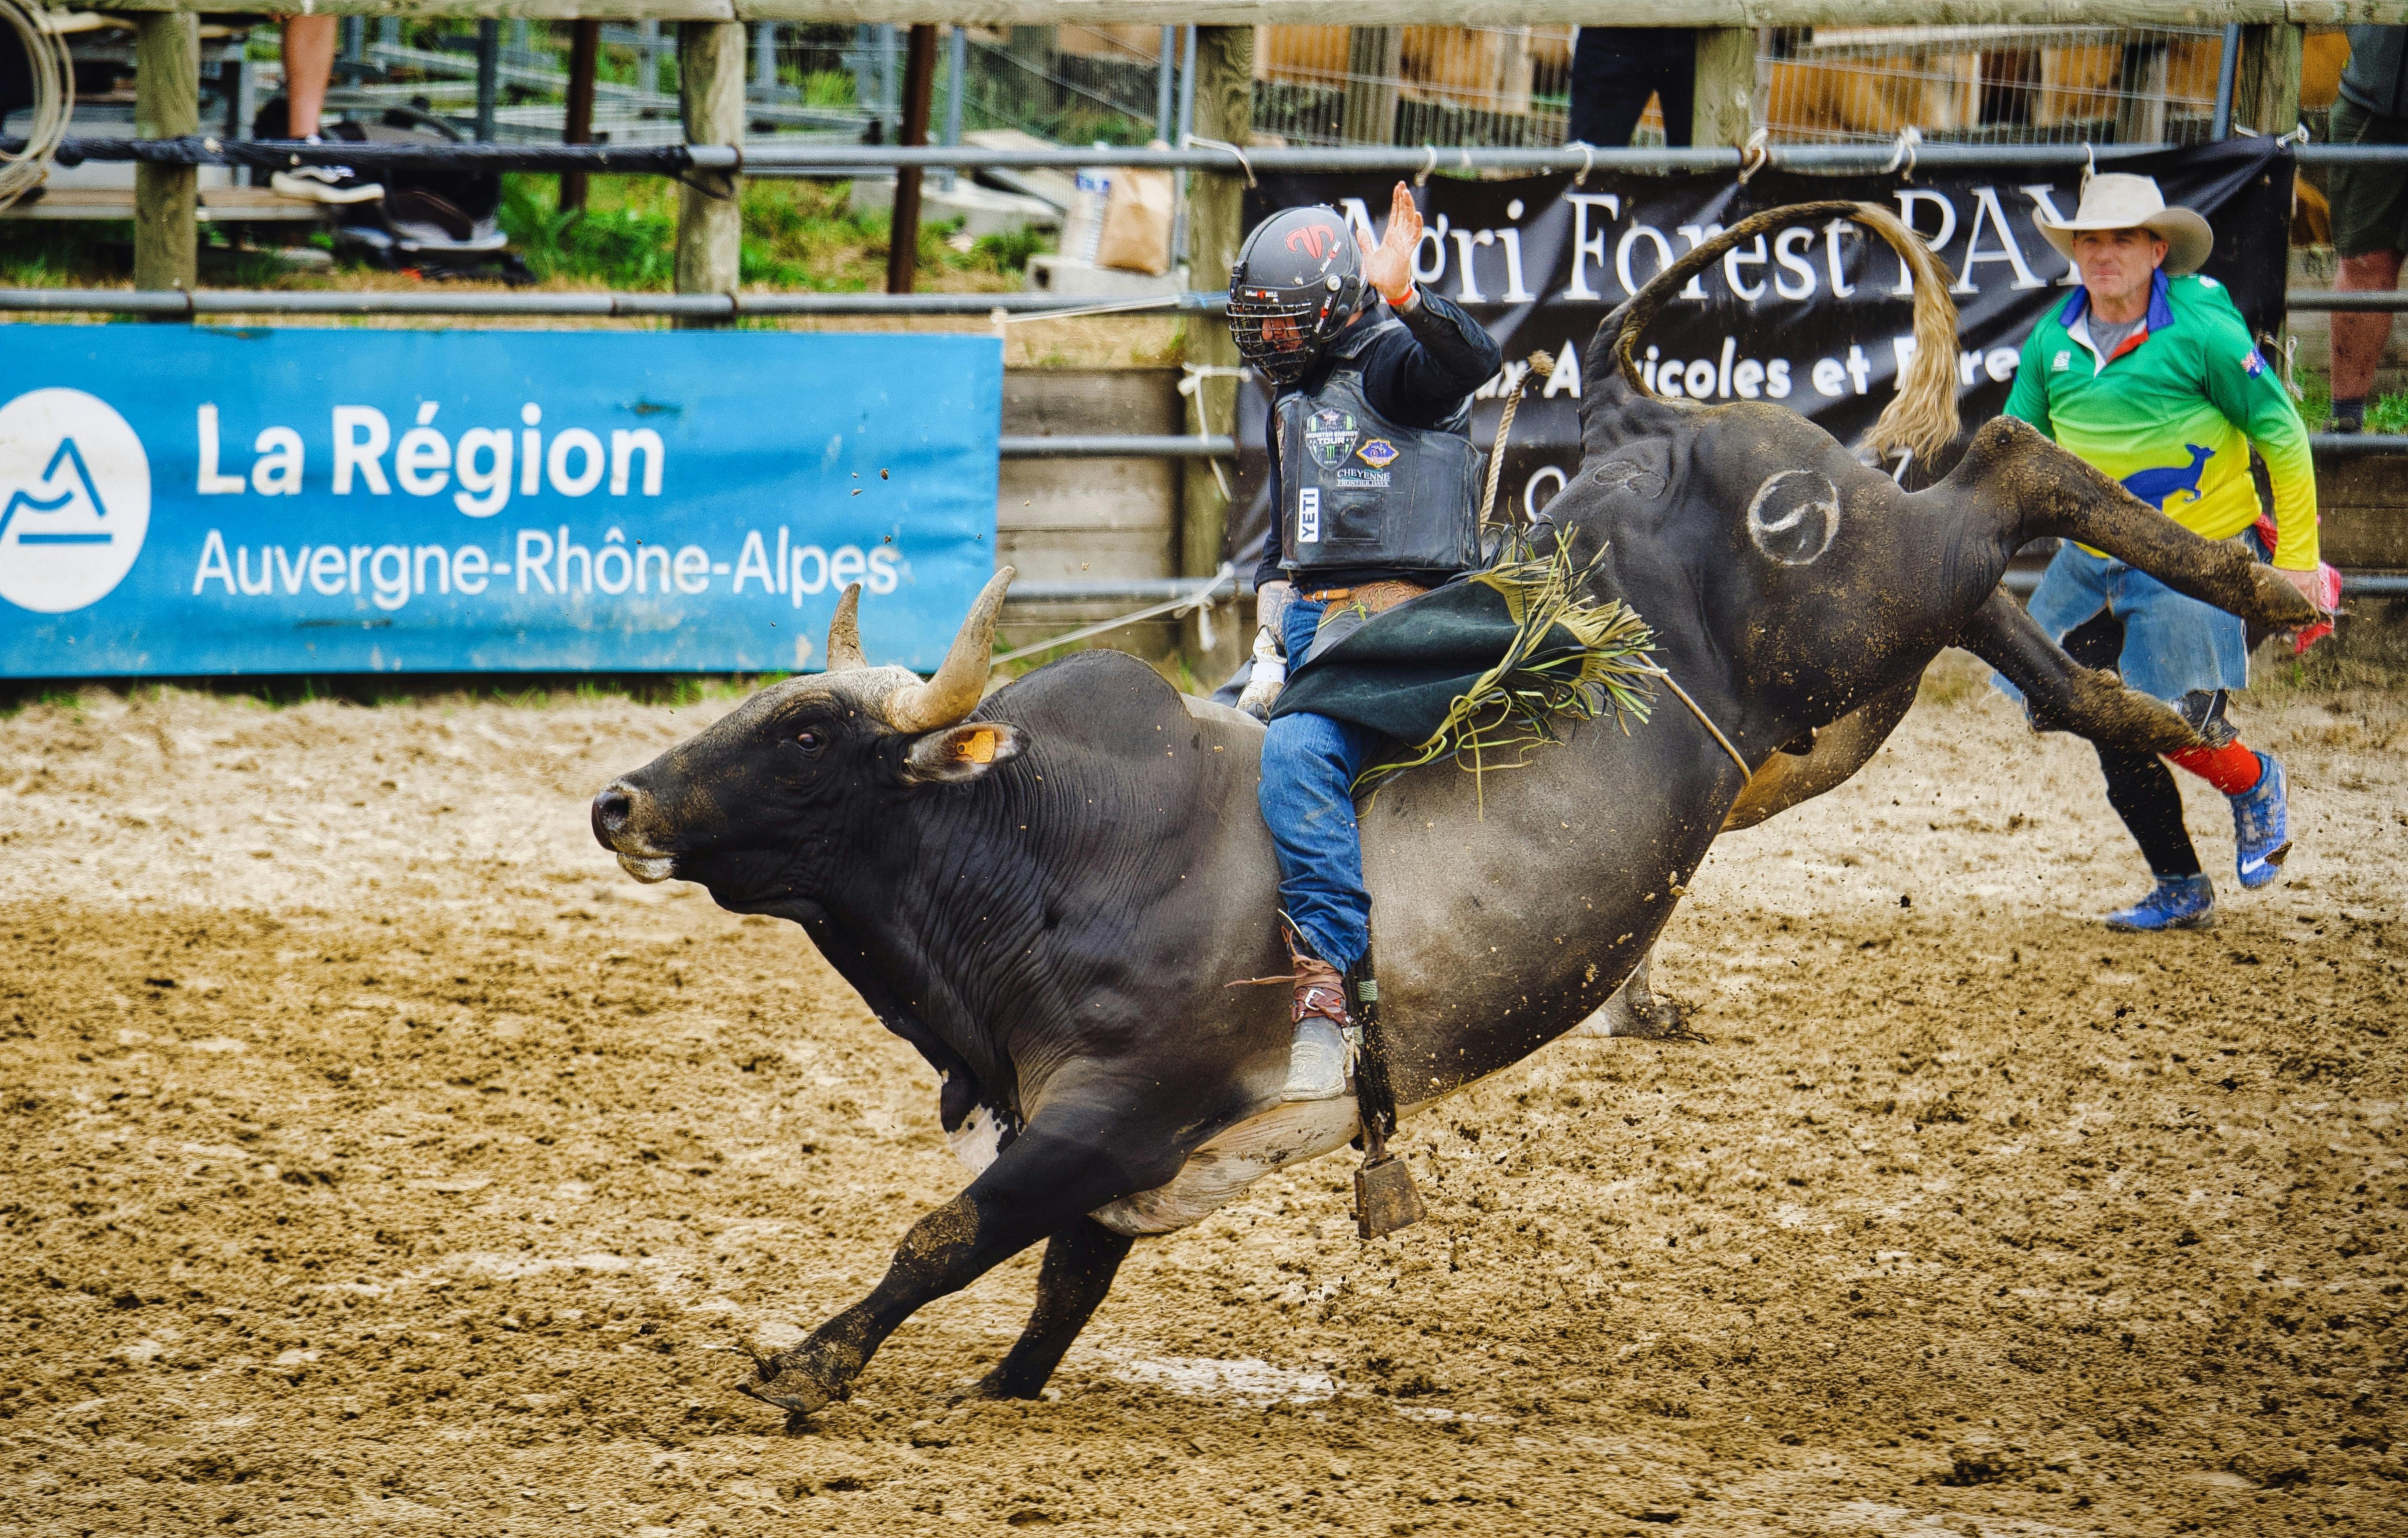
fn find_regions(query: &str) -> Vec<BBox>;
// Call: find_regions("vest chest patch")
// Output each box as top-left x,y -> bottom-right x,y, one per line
1356,438 -> 1398,468
1305,409 -> 1358,469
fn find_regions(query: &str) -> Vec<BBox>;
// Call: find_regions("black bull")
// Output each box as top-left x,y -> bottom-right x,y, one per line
591,201 -> 2315,1425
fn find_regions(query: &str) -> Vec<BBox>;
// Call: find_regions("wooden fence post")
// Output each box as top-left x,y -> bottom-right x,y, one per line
561,20 -> 601,214
674,21 -> 746,329
886,23 -> 939,295
1179,24 -> 1254,684
2235,23 -> 2305,138
134,12 -> 199,302
1690,26 -> 1755,149
1341,28 -> 1403,147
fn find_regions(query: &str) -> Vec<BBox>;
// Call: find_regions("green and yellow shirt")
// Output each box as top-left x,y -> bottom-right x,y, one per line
2004,269 -> 2319,571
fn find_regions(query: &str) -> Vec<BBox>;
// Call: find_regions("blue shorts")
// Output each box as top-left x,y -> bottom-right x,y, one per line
1998,532 -> 2259,707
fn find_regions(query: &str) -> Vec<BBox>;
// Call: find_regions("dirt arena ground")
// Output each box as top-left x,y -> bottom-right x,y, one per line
2,662 -> 2402,1537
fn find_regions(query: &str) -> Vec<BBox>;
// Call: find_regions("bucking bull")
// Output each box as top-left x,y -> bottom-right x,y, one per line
592,201 -> 2315,1424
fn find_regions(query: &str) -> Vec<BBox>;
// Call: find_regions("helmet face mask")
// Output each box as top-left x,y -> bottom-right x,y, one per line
1228,206 -> 1368,386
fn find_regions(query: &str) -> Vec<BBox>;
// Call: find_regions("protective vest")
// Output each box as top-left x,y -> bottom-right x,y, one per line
1276,319 -> 1485,580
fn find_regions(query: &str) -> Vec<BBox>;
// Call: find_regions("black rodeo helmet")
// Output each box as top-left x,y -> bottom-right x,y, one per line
1227,205 -> 1368,386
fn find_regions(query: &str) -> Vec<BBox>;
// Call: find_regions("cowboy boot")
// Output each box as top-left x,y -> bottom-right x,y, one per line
1284,944 -> 1355,1103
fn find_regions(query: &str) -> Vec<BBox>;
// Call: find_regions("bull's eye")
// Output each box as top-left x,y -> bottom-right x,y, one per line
795,730 -> 825,757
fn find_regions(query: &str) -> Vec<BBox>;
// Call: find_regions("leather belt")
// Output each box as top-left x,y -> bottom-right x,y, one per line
1303,579 -> 1428,616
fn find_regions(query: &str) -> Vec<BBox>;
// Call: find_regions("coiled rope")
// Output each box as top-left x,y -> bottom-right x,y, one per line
0,0 -> 73,212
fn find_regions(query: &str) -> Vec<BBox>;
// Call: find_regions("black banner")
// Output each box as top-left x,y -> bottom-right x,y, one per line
1227,138 -> 2293,569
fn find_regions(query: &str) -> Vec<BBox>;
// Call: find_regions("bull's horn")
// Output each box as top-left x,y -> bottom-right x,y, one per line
883,567 -> 1015,734
826,582 -> 867,671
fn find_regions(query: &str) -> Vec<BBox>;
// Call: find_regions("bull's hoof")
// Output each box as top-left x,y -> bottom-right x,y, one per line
737,1375 -> 838,1425
1623,991 -> 1706,1043
739,1340 -> 784,1382
966,1367 -> 1041,1402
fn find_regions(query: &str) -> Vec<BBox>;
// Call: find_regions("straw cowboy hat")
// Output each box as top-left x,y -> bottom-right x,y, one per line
2037,172 -> 2214,275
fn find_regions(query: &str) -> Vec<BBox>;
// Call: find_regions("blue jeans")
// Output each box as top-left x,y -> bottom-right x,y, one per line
1259,598 -> 1383,970
2004,534 -> 2258,706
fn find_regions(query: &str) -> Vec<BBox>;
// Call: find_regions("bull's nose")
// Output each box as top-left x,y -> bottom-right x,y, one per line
592,785 -> 634,846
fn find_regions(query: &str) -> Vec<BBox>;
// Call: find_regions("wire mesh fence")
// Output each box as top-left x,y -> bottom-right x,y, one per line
116,21 -> 2270,156
1756,26 -> 2231,145
1251,26 -> 1576,148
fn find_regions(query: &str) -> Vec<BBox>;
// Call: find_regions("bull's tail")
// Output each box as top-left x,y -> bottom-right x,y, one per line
1603,199 -> 1960,467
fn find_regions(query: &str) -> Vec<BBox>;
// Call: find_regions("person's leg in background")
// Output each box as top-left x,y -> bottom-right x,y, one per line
281,15 -> 336,138
2163,690 -> 2292,889
269,16 -> 383,204
1649,30 -> 1698,150
1571,28 -> 1697,148
2323,95 -> 2408,429
2051,608 -> 2214,929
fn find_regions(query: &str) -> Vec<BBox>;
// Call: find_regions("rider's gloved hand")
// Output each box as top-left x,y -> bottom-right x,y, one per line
1237,627 -> 1287,720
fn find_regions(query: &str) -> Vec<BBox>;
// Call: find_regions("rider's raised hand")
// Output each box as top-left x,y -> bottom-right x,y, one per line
1357,181 -> 1421,307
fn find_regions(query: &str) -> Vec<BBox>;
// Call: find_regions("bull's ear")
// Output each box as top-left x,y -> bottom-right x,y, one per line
900,722 -> 1025,785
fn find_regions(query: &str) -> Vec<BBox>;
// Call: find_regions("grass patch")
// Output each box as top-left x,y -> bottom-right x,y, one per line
2365,390 -> 2408,434
499,174 -> 1048,292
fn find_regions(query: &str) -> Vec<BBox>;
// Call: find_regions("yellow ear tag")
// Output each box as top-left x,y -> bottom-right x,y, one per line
953,729 -> 996,765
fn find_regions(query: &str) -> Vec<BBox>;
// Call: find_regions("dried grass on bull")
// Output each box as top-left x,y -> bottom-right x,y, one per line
1354,541 -> 1656,806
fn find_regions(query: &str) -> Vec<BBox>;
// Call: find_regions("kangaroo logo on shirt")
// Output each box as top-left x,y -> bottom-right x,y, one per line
2118,444 -> 2214,510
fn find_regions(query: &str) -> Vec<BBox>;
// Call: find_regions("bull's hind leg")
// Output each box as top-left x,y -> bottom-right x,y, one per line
1959,586 -> 2200,756
1948,417 -> 2315,633
740,1086 -> 1180,1428
971,1216 -> 1134,1400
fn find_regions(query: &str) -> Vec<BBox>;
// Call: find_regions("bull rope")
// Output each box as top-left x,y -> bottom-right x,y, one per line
1478,350 -> 1557,532
1630,659 -> 1751,777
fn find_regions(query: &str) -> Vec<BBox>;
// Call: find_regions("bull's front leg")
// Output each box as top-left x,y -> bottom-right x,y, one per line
1958,585 -> 2200,757
740,1088 -> 1180,1428
971,1216 -> 1134,1400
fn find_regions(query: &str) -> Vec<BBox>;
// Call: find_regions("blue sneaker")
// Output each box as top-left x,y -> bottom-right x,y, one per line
2230,751 -> 2291,890
2104,874 -> 2217,932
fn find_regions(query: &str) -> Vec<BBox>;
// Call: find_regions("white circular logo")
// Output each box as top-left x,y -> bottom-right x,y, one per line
1745,469 -> 1842,567
0,387 -> 151,613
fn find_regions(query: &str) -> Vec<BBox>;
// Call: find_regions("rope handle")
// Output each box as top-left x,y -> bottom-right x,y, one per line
1478,351 -> 1556,532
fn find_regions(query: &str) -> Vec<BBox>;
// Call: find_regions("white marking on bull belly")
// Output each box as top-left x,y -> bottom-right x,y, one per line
947,1103 -> 1008,1177
1089,1098 -> 1363,1236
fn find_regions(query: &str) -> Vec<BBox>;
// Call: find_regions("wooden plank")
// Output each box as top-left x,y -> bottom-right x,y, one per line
1179,22 -> 1252,682
0,187 -> 332,223
87,2 -> 2328,28
1690,26 -> 1755,148
134,11 -> 199,299
673,20 -> 745,328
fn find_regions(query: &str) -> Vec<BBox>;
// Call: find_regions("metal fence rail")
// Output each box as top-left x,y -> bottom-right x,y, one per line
35,133 -> 2401,177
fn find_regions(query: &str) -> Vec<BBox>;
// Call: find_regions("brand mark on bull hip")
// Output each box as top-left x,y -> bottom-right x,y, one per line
0,388 -> 152,614
1745,469 -> 1842,566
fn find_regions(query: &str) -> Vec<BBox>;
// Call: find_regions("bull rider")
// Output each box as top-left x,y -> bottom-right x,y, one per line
1227,182 -> 1503,1099
2002,173 -> 2326,931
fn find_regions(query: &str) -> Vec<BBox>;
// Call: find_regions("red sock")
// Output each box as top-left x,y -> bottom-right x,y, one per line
2168,739 -> 2262,795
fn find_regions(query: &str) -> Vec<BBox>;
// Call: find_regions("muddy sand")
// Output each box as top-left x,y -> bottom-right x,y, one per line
2,664 -> 2403,1536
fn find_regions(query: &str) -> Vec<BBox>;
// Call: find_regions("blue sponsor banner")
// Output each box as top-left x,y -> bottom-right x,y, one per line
0,325 -> 1001,676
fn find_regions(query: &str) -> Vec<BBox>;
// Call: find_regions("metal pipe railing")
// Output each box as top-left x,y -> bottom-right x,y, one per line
25,135 -> 2408,180
0,286 -> 1225,318
1000,434 -> 1234,459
